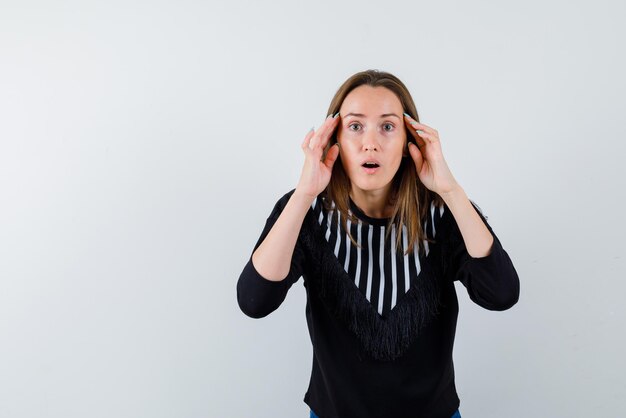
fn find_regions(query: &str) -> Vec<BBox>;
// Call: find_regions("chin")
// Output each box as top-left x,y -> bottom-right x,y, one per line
350,177 -> 394,194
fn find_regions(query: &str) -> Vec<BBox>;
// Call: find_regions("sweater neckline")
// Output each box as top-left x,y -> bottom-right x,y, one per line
348,197 -> 391,227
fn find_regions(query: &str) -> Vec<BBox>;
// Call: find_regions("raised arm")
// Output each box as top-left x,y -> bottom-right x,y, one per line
401,114 -> 520,311
252,113 -> 340,280
237,113 -> 341,318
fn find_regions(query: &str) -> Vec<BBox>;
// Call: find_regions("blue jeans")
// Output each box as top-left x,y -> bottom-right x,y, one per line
310,409 -> 461,418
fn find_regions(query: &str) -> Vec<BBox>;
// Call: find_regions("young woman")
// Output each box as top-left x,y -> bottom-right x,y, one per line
237,70 -> 520,418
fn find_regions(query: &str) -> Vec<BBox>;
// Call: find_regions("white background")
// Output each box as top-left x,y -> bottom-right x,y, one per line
1,0 -> 625,417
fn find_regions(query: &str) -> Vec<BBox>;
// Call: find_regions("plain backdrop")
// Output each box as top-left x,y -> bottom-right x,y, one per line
1,0 -> 625,417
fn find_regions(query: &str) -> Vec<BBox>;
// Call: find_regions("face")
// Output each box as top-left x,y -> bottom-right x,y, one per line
336,85 -> 407,197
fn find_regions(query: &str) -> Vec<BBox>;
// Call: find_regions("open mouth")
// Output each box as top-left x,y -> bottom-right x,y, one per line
362,162 -> 380,169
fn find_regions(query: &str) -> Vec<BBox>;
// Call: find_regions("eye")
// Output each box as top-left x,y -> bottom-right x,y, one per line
348,123 -> 361,131
383,123 -> 394,132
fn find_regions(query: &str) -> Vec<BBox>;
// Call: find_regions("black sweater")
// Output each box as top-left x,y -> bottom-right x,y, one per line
237,189 -> 520,418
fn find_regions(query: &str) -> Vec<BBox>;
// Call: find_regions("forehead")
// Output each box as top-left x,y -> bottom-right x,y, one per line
340,85 -> 402,114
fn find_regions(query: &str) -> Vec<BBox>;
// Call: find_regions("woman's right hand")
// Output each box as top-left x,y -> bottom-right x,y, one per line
295,113 -> 341,199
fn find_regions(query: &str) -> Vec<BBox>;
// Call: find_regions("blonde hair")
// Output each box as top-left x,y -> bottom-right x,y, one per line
322,69 -> 444,256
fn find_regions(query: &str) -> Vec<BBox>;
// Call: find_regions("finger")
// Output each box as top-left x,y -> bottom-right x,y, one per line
309,118 -> 327,149
308,113 -> 340,150
302,127 -> 316,150
413,124 -> 438,139
403,116 -> 437,145
408,142 -> 423,173
323,143 -> 340,169
316,113 -> 341,149
403,113 -> 438,136
404,122 -> 428,148
416,130 -> 438,143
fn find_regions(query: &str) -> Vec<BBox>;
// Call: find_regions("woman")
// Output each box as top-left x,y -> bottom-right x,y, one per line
237,70 -> 520,418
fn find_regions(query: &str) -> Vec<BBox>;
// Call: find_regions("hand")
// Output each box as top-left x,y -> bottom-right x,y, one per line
403,114 -> 460,196
295,113 -> 341,199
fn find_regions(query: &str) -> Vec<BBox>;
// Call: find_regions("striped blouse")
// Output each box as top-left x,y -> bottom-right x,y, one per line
310,195 -> 445,318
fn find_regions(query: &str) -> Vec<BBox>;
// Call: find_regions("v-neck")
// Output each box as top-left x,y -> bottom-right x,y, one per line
319,222 -> 435,320
308,199 -> 440,321
302,206 -> 444,361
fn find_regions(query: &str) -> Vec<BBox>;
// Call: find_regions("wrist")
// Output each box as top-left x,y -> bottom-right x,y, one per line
292,188 -> 317,205
440,184 -> 466,205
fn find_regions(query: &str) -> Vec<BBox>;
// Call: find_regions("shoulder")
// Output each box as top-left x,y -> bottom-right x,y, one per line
438,197 -> 491,241
469,199 -> 488,220
439,198 -> 488,220
274,188 -> 297,208
273,189 -> 331,211
263,189 -> 297,219
267,189 -> 322,219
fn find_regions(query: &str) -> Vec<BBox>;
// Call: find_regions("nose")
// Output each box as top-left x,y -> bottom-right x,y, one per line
362,132 -> 379,151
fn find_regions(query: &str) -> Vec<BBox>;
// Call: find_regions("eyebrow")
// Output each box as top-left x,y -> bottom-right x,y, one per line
342,112 -> 401,120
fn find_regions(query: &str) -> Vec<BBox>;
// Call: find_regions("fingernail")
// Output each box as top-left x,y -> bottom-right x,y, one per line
333,112 -> 340,118
403,112 -> 411,118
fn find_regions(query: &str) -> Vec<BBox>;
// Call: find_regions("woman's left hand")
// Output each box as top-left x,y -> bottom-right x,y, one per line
403,114 -> 460,196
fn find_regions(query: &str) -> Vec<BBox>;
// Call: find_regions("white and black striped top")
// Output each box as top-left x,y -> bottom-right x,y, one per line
311,196 -> 445,318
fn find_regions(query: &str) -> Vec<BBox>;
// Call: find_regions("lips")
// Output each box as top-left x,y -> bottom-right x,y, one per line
360,159 -> 381,168
361,159 -> 381,174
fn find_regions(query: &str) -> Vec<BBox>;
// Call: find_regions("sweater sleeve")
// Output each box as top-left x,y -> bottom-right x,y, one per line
236,190 -> 307,319
441,200 -> 520,311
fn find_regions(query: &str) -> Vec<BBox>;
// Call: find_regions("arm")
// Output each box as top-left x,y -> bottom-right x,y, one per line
400,114 -> 519,310
236,190 -> 310,319
251,190 -> 314,281
249,114 -> 338,282
441,186 -> 495,258
441,186 -> 520,311
237,114 -> 341,318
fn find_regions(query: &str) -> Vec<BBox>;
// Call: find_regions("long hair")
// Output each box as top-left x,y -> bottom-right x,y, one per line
322,69 -> 444,256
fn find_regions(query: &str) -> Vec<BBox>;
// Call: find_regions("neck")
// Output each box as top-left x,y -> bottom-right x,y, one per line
350,186 -> 393,219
